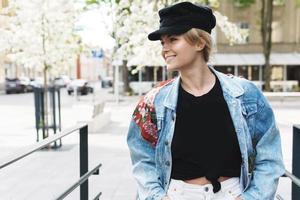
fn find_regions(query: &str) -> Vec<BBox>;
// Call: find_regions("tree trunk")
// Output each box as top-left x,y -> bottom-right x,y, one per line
122,60 -> 131,94
76,54 -> 81,79
43,65 -> 49,139
41,11 -> 49,139
261,0 -> 274,91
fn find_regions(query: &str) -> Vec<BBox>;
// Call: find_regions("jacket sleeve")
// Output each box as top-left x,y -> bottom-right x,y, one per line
127,119 -> 166,200
241,93 -> 285,200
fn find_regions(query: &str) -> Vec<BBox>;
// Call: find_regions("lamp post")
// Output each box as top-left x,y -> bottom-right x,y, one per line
113,60 -> 122,105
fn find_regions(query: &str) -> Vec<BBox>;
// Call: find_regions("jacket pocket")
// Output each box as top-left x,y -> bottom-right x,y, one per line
241,102 -> 257,140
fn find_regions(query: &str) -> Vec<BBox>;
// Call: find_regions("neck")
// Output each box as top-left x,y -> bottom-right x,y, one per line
179,64 -> 216,97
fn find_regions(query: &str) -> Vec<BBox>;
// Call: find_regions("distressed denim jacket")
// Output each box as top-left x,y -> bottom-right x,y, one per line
127,67 -> 285,200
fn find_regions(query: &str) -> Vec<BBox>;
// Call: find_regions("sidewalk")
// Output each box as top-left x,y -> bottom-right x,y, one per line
0,89 -> 298,199
0,89 -> 139,200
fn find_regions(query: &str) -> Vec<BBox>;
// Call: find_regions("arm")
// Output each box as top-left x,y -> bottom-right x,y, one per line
241,94 -> 285,199
127,119 -> 166,200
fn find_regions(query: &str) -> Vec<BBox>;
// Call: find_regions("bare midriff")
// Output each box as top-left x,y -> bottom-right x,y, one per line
184,176 -> 231,185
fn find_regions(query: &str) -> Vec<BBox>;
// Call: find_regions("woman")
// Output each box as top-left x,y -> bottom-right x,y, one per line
127,2 -> 285,200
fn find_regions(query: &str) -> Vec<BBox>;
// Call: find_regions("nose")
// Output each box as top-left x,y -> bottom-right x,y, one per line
161,44 -> 169,58
162,43 -> 170,52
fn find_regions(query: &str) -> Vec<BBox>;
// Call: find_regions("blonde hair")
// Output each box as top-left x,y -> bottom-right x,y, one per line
182,28 -> 213,63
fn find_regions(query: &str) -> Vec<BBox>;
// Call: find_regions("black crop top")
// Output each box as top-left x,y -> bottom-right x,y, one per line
171,76 -> 242,193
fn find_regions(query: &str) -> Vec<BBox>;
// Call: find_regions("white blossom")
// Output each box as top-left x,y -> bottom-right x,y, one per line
214,11 -> 249,45
111,0 -> 248,71
0,0 -> 92,78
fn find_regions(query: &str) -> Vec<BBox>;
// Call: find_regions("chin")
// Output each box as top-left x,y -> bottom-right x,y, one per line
166,64 -> 180,71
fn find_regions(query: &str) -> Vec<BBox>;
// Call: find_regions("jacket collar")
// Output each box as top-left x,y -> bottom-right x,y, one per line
163,76 -> 180,111
212,67 -> 244,98
163,66 -> 244,111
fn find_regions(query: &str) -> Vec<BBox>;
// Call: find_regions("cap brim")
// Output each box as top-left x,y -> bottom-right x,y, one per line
148,25 -> 191,41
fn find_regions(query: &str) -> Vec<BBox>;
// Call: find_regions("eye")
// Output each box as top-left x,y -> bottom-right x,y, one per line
160,41 -> 164,46
170,37 -> 177,42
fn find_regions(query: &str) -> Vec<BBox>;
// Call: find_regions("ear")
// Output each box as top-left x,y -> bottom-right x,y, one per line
195,37 -> 205,51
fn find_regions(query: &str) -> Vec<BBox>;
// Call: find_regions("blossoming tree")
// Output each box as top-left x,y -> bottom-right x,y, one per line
111,0 -> 248,93
0,0 -> 91,139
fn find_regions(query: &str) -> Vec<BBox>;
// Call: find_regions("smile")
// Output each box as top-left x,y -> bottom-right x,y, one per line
165,55 -> 176,62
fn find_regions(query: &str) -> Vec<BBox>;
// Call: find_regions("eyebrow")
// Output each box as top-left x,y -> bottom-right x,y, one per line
160,34 -> 174,41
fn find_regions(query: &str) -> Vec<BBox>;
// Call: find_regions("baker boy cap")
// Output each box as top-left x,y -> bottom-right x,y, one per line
148,1 -> 216,41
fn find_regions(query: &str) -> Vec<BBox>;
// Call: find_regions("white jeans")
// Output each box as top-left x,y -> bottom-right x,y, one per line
167,178 -> 242,200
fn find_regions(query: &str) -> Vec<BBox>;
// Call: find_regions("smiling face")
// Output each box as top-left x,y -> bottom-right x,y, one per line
160,34 -> 204,71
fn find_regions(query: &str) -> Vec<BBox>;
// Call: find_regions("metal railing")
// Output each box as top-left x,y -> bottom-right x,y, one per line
0,123 -> 101,200
290,125 -> 300,200
276,125 -> 300,200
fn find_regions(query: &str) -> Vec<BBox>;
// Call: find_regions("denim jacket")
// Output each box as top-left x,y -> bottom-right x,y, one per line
127,67 -> 285,200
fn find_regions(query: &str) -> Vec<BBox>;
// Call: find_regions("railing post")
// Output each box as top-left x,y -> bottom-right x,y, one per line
80,125 -> 88,200
292,125 -> 300,200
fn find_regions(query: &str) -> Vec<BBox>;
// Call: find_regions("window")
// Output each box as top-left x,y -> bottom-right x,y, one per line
287,66 -> 300,81
271,65 -> 284,81
214,66 -> 234,74
129,66 -> 164,82
238,66 -> 248,78
237,22 -> 250,44
250,66 -> 260,80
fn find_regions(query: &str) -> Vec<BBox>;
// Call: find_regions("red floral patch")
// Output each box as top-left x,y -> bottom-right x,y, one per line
133,79 -> 174,147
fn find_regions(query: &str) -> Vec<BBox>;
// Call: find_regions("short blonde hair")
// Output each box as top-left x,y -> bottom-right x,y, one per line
182,28 -> 213,63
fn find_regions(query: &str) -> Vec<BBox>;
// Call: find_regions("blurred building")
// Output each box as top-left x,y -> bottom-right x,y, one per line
0,0 -> 9,90
0,0 -> 8,8
79,49 -> 113,82
129,0 -> 300,92
213,0 -> 300,91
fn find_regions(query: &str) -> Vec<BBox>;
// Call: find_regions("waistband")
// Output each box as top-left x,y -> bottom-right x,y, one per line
169,177 -> 240,192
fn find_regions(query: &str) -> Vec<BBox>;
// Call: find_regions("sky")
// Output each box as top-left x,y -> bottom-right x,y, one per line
75,5 -> 115,50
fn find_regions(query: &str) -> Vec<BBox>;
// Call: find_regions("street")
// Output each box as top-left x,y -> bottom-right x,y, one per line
0,90 -> 299,199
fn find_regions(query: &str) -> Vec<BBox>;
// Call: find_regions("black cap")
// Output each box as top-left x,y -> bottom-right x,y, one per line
148,2 -> 216,41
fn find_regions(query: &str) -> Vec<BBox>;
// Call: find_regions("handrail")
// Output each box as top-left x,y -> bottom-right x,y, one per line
292,125 -> 300,200
93,192 -> 102,200
294,124 -> 300,130
0,123 -> 86,169
55,163 -> 102,200
0,123 -> 102,200
285,170 -> 300,188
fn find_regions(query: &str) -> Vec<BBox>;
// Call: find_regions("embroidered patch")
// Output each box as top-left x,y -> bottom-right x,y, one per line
133,79 -> 174,147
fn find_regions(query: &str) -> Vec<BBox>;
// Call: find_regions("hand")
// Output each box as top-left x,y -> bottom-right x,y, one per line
235,196 -> 243,200
162,196 -> 170,200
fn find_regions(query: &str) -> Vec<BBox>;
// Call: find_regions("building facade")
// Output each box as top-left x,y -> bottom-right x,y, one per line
0,0 -> 9,90
213,0 -> 300,91
129,0 -> 300,92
